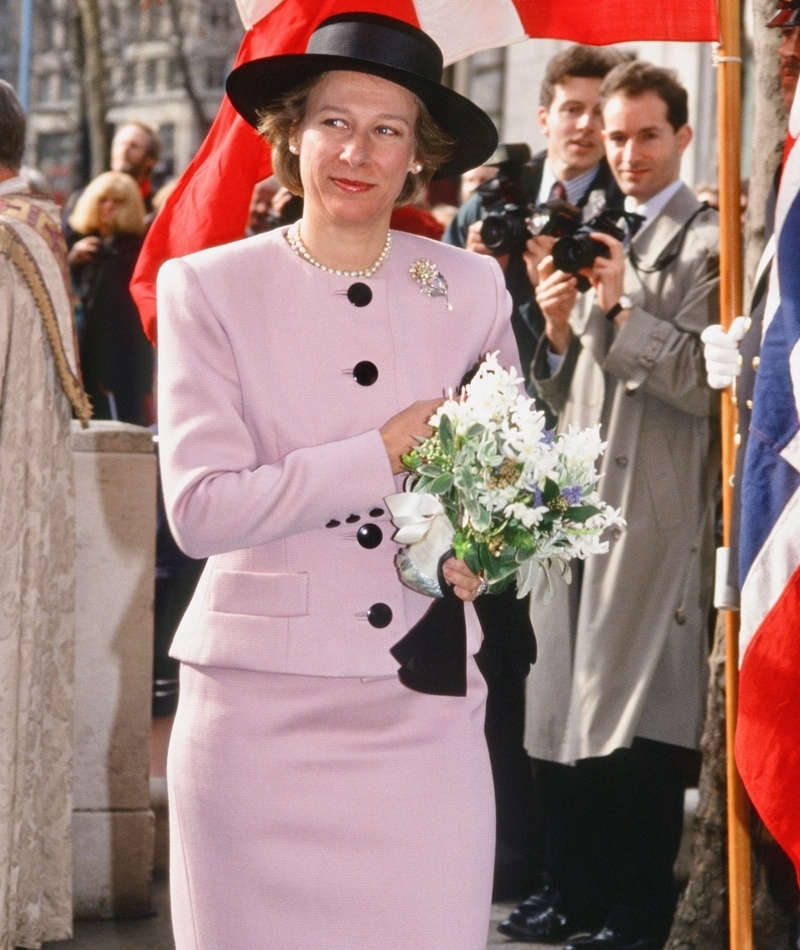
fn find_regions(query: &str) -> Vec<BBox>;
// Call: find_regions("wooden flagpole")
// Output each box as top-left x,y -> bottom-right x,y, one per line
715,0 -> 753,945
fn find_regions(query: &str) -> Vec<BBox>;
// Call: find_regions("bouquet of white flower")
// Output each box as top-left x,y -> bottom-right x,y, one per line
386,352 -> 624,603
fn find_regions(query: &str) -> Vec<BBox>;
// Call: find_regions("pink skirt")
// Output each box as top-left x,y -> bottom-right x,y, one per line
167,659 -> 495,950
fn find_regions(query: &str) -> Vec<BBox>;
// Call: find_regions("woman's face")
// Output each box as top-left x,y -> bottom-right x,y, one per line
290,70 -> 419,229
98,193 -> 124,234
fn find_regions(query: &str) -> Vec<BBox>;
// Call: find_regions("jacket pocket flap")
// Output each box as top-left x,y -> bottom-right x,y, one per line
209,570 -> 309,617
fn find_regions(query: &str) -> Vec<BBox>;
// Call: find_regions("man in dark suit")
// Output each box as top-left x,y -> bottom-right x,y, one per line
444,45 -> 625,379
443,44 -> 626,904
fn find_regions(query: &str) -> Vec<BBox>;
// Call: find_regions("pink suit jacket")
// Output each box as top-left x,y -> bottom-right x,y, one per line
157,227 -> 518,677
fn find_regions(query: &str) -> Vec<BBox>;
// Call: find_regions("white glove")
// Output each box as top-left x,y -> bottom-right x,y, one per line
701,316 -> 747,389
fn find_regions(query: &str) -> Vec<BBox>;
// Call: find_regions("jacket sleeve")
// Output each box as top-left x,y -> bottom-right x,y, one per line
603,224 -> 720,418
156,257 -> 398,559
530,330 -> 582,417
443,193 -> 482,248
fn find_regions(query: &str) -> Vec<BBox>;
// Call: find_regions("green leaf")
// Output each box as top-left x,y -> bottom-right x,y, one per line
542,478 -> 560,504
473,505 -> 492,532
429,472 -> 454,494
478,544 -> 496,575
464,493 -> 482,521
438,413 -> 454,454
463,550 -> 483,576
454,468 -> 474,492
417,464 -> 443,477
466,423 -> 485,439
567,505 -> 601,524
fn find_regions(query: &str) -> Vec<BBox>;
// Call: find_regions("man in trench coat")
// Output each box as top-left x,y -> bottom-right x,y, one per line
505,61 -> 720,950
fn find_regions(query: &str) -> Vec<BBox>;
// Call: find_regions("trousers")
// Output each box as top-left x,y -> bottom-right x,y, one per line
535,737 -> 698,934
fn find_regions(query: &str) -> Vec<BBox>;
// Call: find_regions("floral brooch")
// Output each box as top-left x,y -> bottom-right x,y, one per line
409,258 -> 452,311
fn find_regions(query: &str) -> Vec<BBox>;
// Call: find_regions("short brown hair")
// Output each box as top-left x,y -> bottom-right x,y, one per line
0,79 -> 26,172
256,72 -> 454,206
540,45 -> 628,109
68,170 -> 146,236
114,120 -> 161,162
600,60 -> 688,131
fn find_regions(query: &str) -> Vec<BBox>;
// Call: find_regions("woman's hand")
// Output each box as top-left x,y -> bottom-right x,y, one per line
442,556 -> 487,602
380,398 -> 443,474
68,235 -> 101,266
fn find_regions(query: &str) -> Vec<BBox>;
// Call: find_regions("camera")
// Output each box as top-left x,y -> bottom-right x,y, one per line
476,143 -> 541,257
551,208 -> 627,274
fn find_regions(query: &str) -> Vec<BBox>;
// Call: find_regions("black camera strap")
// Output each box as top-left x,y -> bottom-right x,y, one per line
628,202 -> 710,274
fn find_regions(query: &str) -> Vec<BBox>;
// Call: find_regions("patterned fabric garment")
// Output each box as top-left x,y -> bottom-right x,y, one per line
0,177 -> 78,950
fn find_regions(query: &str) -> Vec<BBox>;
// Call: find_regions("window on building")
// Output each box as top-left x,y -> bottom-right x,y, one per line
106,2 -> 120,33
144,58 -> 159,94
124,61 -> 137,97
204,56 -> 227,90
36,131 -> 73,203
206,1 -> 231,29
37,73 -> 56,103
47,18 -> 61,51
468,47 -> 505,128
158,122 -> 175,166
167,57 -> 183,90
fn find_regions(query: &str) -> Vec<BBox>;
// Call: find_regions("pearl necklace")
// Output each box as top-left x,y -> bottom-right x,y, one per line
286,221 -> 392,278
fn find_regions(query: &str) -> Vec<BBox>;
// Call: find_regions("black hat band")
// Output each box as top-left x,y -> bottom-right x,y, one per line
307,18 -> 443,83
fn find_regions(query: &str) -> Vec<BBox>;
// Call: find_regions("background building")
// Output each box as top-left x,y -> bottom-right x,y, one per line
2,0 -> 242,202
1,0 -> 751,203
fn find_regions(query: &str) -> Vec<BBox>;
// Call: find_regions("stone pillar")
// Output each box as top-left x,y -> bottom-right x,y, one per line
71,420 -> 156,919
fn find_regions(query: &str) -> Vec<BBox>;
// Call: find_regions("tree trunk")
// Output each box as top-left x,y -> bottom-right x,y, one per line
666,613 -> 797,950
76,0 -> 108,180
165,0 -> 212,141
744,0 -> 787,294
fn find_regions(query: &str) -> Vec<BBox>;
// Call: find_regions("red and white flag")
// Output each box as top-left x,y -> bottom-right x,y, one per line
130,0 -> 719,342
735,86 -> 800,883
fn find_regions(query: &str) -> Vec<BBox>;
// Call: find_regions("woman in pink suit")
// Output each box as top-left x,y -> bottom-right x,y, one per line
156,13 -> 519,949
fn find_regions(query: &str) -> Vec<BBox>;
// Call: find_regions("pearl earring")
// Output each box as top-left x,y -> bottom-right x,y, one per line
411,163 -> 422,174
289,144 -> 299,155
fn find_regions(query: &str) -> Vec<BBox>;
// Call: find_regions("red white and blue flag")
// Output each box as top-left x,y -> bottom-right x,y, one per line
130,0 -> 719,343
735,88 -> 800,882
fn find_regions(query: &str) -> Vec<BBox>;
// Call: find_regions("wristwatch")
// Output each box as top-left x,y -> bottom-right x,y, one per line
605,295 -> 633,321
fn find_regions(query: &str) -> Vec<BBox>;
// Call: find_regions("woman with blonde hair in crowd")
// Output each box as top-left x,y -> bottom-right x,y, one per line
68,169 -> 154,425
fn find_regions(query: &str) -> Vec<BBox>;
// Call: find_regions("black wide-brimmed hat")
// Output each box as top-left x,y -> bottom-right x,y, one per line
226,12 -> 498,179
768,0 -> 800,27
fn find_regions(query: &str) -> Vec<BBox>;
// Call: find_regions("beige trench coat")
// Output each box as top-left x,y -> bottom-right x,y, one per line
524,183 -> 720,764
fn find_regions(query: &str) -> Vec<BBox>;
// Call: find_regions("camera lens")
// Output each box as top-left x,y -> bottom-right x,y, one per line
552,234 -> 609,274
480,213 -> 511,252
480,213 -> 529,257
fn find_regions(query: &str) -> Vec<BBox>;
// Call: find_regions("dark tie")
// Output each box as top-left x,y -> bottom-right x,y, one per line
549,180 -> 567,202
627,211 -> 646,239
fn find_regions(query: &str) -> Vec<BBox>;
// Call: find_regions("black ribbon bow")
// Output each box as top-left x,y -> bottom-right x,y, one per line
390,552 -> 537,697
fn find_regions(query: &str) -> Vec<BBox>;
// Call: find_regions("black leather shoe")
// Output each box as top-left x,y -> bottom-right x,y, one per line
564,925 -> 667,950
505,882 -> 558,924
498,904 -> 597,944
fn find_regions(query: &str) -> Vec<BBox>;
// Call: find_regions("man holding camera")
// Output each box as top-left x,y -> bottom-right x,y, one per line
445,44 -> 625,377
501,61 -> 720,950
